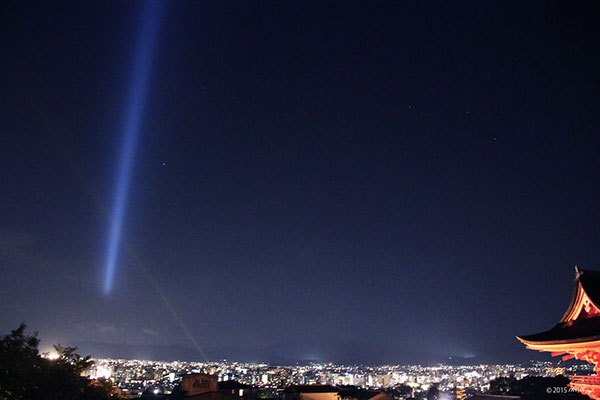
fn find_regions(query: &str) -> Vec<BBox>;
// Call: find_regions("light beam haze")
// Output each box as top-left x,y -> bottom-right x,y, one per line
104,0 -> 166,294
28,99 -> 209,362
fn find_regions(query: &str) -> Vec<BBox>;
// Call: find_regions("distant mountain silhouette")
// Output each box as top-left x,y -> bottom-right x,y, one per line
75,337 -> 545,365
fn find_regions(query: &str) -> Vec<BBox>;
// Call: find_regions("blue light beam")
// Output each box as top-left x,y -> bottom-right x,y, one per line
103,0 -> 166,294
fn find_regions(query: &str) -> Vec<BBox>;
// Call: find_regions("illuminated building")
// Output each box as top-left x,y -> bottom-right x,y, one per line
338,388 -> 392,400
283,385 -> 341,400
173,374 -> 257,400
177,373 -> 218,399
517,267 -> 600,399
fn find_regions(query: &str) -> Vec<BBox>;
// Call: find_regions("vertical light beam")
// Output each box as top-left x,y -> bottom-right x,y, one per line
104,0 -> 166,294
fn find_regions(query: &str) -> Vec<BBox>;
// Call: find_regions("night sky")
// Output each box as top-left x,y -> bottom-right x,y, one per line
2,1 -> 600,364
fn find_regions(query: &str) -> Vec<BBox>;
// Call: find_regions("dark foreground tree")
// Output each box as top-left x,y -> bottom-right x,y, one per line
425,384 -> 438,400
0,324 -> 122,400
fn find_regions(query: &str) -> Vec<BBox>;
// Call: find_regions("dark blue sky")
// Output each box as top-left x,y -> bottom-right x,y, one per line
1,1 -> 600,364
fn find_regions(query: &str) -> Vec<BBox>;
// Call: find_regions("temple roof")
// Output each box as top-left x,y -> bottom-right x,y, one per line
577,269 -> 600,308
518,316 -> 600,344
518,267 -> 600,346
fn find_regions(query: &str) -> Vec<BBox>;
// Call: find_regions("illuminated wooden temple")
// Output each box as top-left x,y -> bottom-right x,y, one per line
518,267 -> 600,399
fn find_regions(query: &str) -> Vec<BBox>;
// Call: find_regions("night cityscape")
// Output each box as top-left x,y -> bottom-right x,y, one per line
79,358 -> 592,398
2,1 -> 600,399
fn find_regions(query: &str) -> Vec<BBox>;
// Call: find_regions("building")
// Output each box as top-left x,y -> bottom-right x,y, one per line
180,373 -> 218,398
283,385 -> 341,400
172,374 -> 261,400
517,267 -> 600,399
338,388 -> 393,400
218,380 -> 256,400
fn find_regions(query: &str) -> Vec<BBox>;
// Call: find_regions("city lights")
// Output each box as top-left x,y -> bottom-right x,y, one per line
44,350 -> 60,360
82,358 -> 591,398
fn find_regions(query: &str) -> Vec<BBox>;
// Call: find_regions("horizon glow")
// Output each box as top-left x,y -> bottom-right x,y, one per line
103,0 -> 166,294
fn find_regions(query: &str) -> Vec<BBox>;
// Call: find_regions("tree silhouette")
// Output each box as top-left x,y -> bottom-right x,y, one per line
0,324 -> 122,400
426,384 -> 438,400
